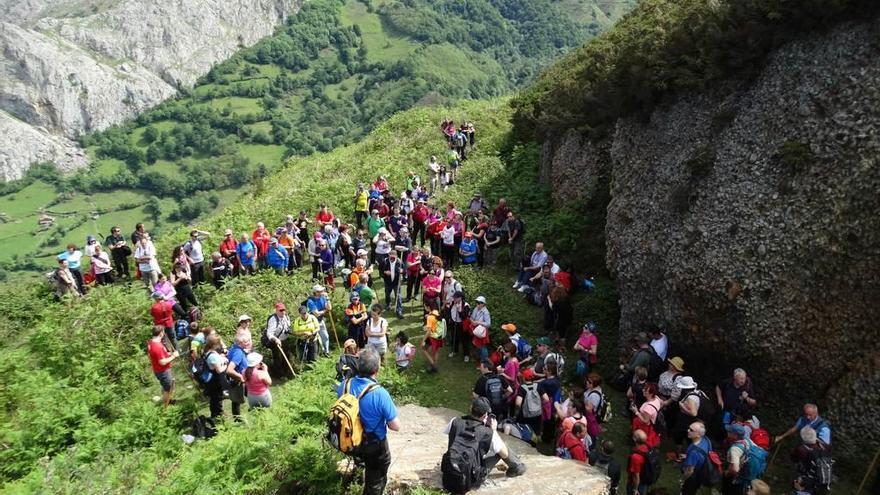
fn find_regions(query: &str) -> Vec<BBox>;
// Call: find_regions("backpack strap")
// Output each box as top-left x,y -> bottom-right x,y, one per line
358,382 -> 379,400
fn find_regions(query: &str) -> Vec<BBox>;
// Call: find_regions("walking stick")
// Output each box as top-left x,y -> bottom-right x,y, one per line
328,308 -> 341,348
275,341 -> 297,378
857,447 -> 880,494
767,441 -> 783,471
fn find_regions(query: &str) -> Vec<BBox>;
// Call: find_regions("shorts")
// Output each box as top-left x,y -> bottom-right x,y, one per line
426,337 -> 444,353
367,339 -> 388,355
155,369 -> 174,392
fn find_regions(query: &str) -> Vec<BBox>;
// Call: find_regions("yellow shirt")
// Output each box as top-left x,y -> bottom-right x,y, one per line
292,314 -> 320,338
355,191 -> 369,212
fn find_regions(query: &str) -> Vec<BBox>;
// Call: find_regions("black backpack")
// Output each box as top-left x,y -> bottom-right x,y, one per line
683,390 -> 716,423
640,347 -> 665,383
191,415 -> 217,439
484,374 -> 506,413
261,314 -> 280,349
441,417 -> 491,494
646,403 -> 667,436
636,447 -> 662,485
336,354 -> 359,382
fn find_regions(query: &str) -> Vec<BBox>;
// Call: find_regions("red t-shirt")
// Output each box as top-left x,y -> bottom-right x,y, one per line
220,238 -> 237,257
376,203 -> 389,219
315,210 -> 334,224
628,444 -> 650,475
412,205 -> 429,223
147,339 -> 171,373
557,431 -> 588,462
150,300 -> 174,328
252,229 -> 271,256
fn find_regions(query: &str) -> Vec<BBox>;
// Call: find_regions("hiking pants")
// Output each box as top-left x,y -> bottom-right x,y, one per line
206,379 -> 224,419
176,282 -> 198,311
412,220 -> 426,246
112,253 -> 130,278
448,320 -> 470,356
70,268 -> 85,294
509,239 -> 524,270
355,211 -> 367,230
190,262 -> 205,285
681,476 -> 701,495
360,439 -> 391,495
317,320 -> 330,354
406,272 -> 422,300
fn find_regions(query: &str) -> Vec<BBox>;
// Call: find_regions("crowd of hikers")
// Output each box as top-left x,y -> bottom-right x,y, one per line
48,118 -> 851,495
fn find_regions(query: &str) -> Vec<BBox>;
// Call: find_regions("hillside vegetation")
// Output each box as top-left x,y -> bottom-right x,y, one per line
511,0 -> 879,139
0,0 -> 632,275
0,98 -> 620,493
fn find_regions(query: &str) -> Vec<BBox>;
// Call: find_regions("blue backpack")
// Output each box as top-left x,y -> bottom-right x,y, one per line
515,337 -> 532,360
734,439 -> 768,482
175,319 -> 190,340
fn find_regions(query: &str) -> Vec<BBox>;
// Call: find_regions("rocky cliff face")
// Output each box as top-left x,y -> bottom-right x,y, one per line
540,19 -> 880,456
0,0 -> 299,181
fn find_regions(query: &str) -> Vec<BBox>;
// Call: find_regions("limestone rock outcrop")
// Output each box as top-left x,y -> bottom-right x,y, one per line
386,404 -> 609,495
0,0 -> 300,181
539,18 -> 880,459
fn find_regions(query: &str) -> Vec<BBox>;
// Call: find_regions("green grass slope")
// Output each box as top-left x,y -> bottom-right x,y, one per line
0,0 -> 634,275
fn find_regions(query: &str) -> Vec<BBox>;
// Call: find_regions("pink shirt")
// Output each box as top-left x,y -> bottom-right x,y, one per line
504,358 -> 520,402
576,332 -> 599,363
639,397 -> 663,424
247,368 -> 270,396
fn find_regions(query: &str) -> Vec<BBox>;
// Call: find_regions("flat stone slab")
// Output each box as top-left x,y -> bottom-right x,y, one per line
386,404 -> 610,494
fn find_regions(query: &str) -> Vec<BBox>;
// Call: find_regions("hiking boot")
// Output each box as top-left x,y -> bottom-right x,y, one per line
448,352 -> 455,358
505,453 -> 526,477
512,282 -> 520,289
463,356 -> 470,363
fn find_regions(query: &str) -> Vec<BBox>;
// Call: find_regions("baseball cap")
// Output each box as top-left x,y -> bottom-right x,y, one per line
501,323 -> 517,334
312,284 -> 325,293
246,352 -> 263,368
536,336 -> 552,346
274,303 -> 287,311
475,295 -> 486,304
471,397 -> 492,416
238,314 -> 252,323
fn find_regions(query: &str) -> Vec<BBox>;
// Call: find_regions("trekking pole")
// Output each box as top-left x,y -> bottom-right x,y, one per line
767,441 -> 783,471
857,447 -> 880,494
275,341 -> 297,378
328,309 -> 341,348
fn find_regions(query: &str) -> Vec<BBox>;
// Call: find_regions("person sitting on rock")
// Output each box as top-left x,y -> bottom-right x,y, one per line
441,397 -> 526,494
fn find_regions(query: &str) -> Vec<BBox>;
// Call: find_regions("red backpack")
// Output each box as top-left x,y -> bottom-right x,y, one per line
750,427 -> 771,451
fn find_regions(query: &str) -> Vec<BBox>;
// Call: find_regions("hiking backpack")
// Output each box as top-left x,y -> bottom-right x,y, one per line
637,447 -> 662,485
749,427 -> 771,451
545,352 -> 565,377
806,440 -> 833,487
484,375 -> 506,413
441,417 -> 491,494
646,403 -> 667,436
191,351 -> 214,385
641,346 -> 665,383
335,354 -> 359,382
733,438 -> 768,482
695,445 -> 723,486
515,337 -> 532,361
588,389 -> 612,423
191,415 -> 217,439
188,306 -> 202,323
432,317 -> 447,339
260,314 -> 281,349
326,379 -> 378,454
683,390 -> 716,423
174,319 -> 190,341
556,445 -> 573,460
520,383 -> 542,419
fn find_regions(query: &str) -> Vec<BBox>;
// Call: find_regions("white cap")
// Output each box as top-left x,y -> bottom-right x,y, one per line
238,314 -> 252,323
475,295 -> 487,304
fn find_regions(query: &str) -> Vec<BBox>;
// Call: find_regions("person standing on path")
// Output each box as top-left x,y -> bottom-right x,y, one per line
336,349 -> 400,495
147,324 -> 179,408
183,229 -> 211,285
106,226 -> 131,279
307,285 -> 332,356
681,421 -> 711,495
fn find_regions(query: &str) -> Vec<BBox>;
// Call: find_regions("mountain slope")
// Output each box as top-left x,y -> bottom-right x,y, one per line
0,0 -> 300,180
0,0 -> 635,275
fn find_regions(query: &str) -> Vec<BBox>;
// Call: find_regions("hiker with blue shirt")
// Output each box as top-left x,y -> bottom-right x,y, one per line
225,330 -> 251,419
266,237 -> 289,274
235,233 -> 257,275
681,421 -> 711,495
58,243 -> 85,295
336,349 -> 400,495
307,285 -> 332,356
774,403 -> 831,446
724,423 -> 768,495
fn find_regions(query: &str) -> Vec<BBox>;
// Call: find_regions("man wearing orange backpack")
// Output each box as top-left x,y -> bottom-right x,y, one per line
332,350 -> 400,495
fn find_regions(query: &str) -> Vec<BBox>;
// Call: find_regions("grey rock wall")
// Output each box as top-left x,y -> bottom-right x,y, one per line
540,18 -> 880,456
0,0 -> 299,181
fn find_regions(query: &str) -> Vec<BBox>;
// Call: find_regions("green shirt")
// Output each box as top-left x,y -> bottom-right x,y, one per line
357,285 -> 376,308
367,217 -> 385,238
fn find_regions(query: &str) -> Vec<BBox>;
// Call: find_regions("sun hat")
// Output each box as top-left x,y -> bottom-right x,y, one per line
312,284 -> 325,293
536,336 -> 552,346
356,249 -> 367,256
475,295 -> 487,304
246,352 -> 263,368
668,356 -> 685,372
274,302 -> 287,311
501,323 -> 517,334
224,228 -> 233,235
676,376 -> 698,389
238,314 -> 252,323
